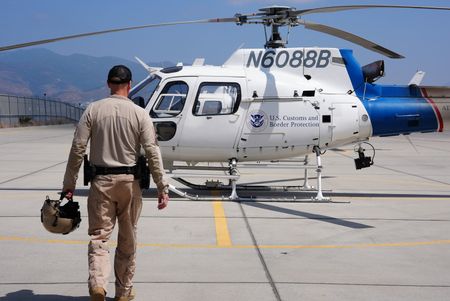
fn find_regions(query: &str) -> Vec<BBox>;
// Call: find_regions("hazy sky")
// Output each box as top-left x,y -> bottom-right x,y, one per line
1,0 -> 449,85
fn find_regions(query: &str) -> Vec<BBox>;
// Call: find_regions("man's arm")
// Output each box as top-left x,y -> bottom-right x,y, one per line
140,112 -> 169,195
62,107 -> 91,192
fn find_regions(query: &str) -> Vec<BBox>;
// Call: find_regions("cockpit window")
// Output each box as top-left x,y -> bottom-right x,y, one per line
193,83 -> 241,116
128,75 -> 161,108
151,81 -> 188,118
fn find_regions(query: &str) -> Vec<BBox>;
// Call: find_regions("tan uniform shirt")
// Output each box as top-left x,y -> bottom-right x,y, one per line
63,95 -> 168,194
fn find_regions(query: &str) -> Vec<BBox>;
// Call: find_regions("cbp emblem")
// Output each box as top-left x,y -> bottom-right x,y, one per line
251,113 -> 265,128
247,110 -> 268,131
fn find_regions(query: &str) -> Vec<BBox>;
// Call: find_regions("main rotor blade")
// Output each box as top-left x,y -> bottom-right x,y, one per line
0,18 -> 237,52
299,20 -> 404,59
295,5 -> 450,16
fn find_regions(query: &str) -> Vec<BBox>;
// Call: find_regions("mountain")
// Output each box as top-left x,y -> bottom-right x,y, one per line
0,49 -> 172,104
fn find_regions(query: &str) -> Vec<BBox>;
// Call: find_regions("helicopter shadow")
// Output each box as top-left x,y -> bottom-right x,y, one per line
241,201 -> 373,229
73,187 -> 450,201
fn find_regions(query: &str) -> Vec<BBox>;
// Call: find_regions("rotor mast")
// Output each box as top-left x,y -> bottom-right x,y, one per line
236,6 -> 298,49
266,23 -> 285,49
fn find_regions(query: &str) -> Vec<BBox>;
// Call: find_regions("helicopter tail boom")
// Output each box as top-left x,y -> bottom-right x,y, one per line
419,87 -> 449,133
341,49 -> 450,136
361,88 -> 449,137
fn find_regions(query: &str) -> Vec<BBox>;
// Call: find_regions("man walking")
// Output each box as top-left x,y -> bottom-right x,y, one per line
62,65 -> 169,301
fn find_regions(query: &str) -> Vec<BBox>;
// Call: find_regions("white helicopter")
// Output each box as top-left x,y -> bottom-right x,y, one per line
2,5 -> 450,201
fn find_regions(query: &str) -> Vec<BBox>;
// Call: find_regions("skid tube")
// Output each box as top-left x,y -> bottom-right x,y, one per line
173,176 -> 311,192
167,184 -> 344,203
167,147 -> 343,202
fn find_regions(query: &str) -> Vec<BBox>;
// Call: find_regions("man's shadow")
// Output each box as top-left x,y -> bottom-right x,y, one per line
0,289 -> 113,301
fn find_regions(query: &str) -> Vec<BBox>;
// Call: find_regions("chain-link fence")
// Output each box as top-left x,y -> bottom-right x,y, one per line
0,94 -> 84,127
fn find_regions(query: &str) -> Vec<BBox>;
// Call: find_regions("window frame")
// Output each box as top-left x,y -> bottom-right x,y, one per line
192,82 -> 241,116
150,80 -> 189,118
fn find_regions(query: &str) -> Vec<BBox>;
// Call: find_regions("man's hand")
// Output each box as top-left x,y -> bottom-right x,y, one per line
63,190 -> 73,201
157,193 -> 169,210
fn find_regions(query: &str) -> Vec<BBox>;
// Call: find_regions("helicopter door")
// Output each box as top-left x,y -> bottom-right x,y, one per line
150,79 -> 196,148
177,80 -> 245,160
330,103 -> 359,142
239,100 -> 320,156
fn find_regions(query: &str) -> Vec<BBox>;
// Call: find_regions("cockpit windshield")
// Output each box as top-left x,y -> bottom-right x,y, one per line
128,75 -> 161,108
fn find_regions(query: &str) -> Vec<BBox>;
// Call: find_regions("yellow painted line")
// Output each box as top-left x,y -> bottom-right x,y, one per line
138,243 -> 222,249
2,236 -> 450,250
212,200 -> 232,247
0,236 -> 87,245
254,240 -> 450,249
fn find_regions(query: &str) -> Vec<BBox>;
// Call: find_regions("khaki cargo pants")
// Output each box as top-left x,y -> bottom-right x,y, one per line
87,174 -> 142,297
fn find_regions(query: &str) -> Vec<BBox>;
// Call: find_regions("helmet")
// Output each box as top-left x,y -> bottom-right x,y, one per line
41,196 -> 81,235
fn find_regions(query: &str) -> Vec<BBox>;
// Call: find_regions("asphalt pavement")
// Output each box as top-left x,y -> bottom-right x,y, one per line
1,124 -> 449,300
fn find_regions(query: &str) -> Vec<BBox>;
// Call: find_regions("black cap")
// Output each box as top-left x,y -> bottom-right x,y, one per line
107,65 -> 132,84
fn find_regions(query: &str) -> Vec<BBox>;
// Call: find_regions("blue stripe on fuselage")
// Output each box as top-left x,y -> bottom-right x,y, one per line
340,49 -> 438,136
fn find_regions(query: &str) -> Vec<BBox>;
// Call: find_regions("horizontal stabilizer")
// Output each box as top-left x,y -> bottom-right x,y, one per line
409,71 -> 425,85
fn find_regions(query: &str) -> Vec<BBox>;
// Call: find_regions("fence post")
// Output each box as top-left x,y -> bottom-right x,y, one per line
8,95 -> 11,127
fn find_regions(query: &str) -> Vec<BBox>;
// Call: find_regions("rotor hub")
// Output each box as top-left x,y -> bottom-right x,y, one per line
258,6 -> 299,25
247,6 -> 300,48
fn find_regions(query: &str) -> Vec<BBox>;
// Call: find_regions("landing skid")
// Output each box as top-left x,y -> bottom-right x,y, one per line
168,184 -> 341,203
172,176 -> 317,192
167,147 -> 338,202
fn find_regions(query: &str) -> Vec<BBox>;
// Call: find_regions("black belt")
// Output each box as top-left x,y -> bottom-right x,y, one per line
93,165 -> 137,176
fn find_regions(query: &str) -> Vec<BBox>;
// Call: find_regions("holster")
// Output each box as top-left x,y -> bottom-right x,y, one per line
136,155 -> 150,190
83,155 -> 92,186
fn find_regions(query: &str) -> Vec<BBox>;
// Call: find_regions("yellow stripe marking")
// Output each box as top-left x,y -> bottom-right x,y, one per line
2,236 -> 450,250
212,201 -> 232,247
0,236 -> 87,245
254,240 -> 450,249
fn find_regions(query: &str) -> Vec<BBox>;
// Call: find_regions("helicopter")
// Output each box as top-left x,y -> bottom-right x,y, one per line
1,5 -> 450,201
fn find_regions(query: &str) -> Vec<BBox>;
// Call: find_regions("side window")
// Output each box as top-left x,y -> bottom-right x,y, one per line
193,83 -> 241,116
151,81 -> 188,118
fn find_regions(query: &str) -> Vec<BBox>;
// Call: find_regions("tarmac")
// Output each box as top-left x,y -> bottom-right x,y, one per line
0,124 -> 450,301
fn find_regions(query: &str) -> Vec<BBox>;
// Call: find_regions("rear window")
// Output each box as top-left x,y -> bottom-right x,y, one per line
193,83 -> 241,116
